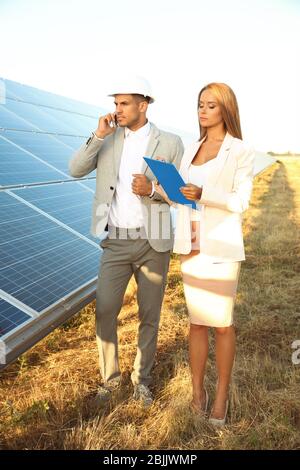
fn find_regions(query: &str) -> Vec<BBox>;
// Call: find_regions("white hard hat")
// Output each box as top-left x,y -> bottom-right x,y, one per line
108,75 -> 155,103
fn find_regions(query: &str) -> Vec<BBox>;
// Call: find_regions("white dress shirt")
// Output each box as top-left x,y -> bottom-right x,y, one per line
108,121 -> 152,228
188,158 -> 217,221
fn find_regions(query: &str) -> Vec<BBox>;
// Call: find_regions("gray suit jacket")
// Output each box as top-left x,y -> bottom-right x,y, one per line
69,123 -> 184,252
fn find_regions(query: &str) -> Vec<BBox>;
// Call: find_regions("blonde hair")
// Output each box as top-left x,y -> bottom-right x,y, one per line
198,83 -> 242,140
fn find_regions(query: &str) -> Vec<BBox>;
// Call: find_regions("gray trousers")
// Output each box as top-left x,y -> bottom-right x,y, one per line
96,230 -> 170,386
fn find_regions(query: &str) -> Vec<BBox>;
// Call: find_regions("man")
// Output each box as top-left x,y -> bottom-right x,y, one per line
69,76 -> 184,407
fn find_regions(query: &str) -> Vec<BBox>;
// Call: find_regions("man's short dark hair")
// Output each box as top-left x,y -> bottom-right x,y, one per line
133,94 -> 151,104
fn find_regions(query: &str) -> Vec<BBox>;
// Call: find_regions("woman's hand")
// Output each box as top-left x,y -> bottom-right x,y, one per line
180,183 -> 202,201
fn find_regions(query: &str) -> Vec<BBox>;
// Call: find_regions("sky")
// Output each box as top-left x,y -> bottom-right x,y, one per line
0,0 -> 299,152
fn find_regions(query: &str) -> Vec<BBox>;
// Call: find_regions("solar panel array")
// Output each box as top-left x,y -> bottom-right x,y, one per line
0,78 -> 105,366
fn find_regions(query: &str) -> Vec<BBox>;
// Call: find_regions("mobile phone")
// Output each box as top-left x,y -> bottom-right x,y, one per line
109,114 -> 118,128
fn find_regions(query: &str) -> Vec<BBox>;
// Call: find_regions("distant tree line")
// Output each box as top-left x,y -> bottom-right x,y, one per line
267,151 -> 300,157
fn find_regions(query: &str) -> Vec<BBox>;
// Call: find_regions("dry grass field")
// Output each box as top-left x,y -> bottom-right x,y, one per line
0,156 -> 300,450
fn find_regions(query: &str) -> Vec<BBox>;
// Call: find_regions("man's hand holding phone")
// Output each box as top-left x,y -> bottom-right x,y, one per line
95,113 -> 118,139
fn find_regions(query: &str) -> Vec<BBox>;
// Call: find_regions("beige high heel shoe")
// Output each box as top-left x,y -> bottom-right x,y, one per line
191,388 -> 209,415
209,399 -> 229,427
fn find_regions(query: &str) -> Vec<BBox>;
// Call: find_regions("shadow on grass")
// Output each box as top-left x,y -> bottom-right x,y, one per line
236,161 -> 300,351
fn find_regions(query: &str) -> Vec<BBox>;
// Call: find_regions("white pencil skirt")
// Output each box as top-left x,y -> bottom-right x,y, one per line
180,251 -> 241,327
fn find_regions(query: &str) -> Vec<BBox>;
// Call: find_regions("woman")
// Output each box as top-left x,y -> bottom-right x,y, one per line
158,83 -> 255,426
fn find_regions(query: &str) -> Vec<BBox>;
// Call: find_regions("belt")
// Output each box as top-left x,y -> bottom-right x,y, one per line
107,225 -> 147,240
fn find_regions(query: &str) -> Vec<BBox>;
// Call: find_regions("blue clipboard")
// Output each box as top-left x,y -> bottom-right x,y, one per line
144,157 -> 197,210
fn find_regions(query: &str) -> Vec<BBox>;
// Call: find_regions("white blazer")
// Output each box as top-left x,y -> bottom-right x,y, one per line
173,132 -> 255,262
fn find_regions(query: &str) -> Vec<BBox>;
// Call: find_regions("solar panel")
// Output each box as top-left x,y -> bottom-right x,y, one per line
3,78 -> 102,117
0,103 -> 38,132
53,135 -> 86,150
0,133 -> 69,187
254,151 -> 277,176
3,98 -> 99,136
42,106 -> 97,135
80,179 -> 96,192
11,182 -> 98,243
0,130 -> 86,175
0,78 -> 103,368
0,190 -> 99,311
4,99 -> 72,133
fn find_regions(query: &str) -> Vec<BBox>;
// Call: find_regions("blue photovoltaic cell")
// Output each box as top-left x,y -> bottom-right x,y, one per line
42,107 -> 97,136
0,133 -> 69,187
0,299 -> 32,337
54,136 -> 97,178
0,103 -> 38,132
81,179 -> 96,192
0,130 -> 96,180
1,82 -> 20,101
3,80 -> 62,109
0,192 -> 99,312
3,99 -> 77,135
2,96 -> 98,137
1,130 -> 78,174
54,135 -> 86,150
12,182 -> 98,242
3,78 -> 103,117
3,99 -> 98,136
